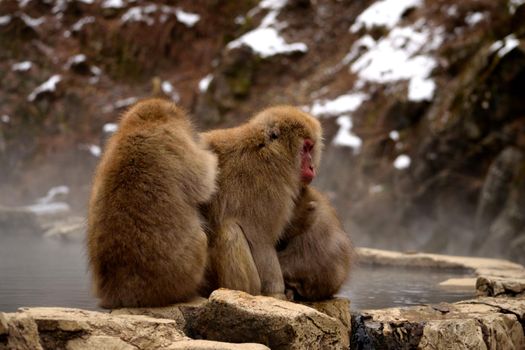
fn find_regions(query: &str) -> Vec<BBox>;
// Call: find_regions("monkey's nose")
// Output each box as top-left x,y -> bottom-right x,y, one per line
304,138 -> 314,150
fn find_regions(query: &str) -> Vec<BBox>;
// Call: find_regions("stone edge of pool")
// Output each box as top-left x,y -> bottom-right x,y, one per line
1,248 -> 524,349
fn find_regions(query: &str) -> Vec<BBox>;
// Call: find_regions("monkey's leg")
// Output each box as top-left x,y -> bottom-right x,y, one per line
211,219 -> 261,295
248,237 -> 286,298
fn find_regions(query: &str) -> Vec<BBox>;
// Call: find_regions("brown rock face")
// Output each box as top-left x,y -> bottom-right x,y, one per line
351,297 -> 525,350
115,289 -> 350,350
3,307 -> 186,350
0,306 -> 271,350
3,287 -> 525,349
176,290 -> 349,350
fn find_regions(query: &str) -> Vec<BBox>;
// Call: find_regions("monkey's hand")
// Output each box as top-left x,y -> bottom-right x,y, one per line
267,293 -> 288,301
284,289 -> 295,301
307,201 -> 317,211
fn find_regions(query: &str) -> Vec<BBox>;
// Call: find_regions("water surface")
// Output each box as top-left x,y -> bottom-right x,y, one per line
0,233 -> 474,312
0,233 -> 98,312
338,264 -> 475,310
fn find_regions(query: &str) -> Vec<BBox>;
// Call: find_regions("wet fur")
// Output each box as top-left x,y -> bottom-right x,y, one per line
87,99 -> 217,308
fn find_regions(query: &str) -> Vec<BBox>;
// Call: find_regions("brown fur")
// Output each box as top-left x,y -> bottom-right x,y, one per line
201,106 -> 322,297
278,186 -> 353,301
87,98 -> 217,308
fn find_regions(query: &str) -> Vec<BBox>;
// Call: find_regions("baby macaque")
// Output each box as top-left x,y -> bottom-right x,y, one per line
278,186 -> 353,301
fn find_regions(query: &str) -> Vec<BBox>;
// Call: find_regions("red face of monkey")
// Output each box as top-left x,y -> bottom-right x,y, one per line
251,106 -> 322,185
301,139 -> 315,184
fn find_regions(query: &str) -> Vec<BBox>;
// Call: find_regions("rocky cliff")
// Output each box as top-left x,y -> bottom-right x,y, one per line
1,0 -> 524,264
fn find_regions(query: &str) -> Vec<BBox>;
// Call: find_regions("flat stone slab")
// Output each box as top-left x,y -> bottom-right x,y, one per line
167,340 -> 269,350
112,290 -> 351,350
2,307 -> 186,350
112,297 -> 208,335
299,298 -> 351,330
438,277 -> 477,288
0,307 -> 271,350
357,247 -> 525,298
193,289 -> 349,350
111,289 -> 351,349
352,296 -> 525,349
119,289 -> 349,350
476,276 -> 525,297
357,247 -> 524,274
0,206 -> 41,234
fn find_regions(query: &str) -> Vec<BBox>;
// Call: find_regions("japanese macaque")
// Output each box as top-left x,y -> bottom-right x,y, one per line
278,186 -> 353,301
201,106 -> 322,298
87,99 -> 217,308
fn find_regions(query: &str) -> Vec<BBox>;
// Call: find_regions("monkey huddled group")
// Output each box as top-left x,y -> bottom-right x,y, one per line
87,99 -> 353,308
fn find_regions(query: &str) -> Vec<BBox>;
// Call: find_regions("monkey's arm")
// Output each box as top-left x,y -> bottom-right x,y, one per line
210,219 -> 261,295
245,231 -> 286,298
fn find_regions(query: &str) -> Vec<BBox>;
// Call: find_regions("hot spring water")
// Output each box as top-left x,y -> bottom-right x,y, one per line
0,232 -> 474,312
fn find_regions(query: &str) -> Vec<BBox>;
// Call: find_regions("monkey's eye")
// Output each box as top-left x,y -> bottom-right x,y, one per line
270,130 -> 279,140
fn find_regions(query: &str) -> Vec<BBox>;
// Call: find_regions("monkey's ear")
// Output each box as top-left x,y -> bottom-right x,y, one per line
269,129 -> 280,140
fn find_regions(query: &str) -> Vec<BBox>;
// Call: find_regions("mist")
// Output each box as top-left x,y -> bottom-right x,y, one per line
1,0 -> 524,316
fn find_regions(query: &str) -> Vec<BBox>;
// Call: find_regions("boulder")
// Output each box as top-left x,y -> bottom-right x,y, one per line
357,247 -> 525,280
3,307 -> 186,349
114,290 -> 350,349
299,298 -> 351,330
458,297 -> 525,321
112,297 -> 208,335
477,276 -> 525,297
0,313 -> 8,335
114,290 -> 350,350
351,297 -> 525,349
0,307 -> 271,350
0,206 -> 41,235
190,289 -> 349,350
0,205 -> 79,237
166,340 -> 269,350
418,319 -> 486,350
42,216 -> 86,241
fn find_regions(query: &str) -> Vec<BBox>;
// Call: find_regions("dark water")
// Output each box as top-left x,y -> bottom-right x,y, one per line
0,233 -> 99,312
0,233 -> 474,312
338,264 -> 475,310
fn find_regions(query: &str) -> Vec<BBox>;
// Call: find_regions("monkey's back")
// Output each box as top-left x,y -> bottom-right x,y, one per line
87,102 -> 209,308
279,187 -> 353,301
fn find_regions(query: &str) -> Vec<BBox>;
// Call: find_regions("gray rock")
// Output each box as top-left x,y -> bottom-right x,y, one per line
42,216 -> 86,241
356,247 -> 525,280
1,314 -> 43,350
299,298 -> 351,330
112,297 -> 208,335
0,206 -> 41,235
477,276 -> 525,297
474,147 -> 523,234
113,291 -> 351,349
166,340 -> 270,350
419,319 -> 486,350
0,312 -> 8,335
2,307 -> 186,350
1,306 -> 274,350
191,289 -> 349,350
351,297 -> 525,349
458,297 -> 525,321
67,336 -> 136,350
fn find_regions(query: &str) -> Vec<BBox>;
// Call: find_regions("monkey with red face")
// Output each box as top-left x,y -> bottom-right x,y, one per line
201,106 -> 322,298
